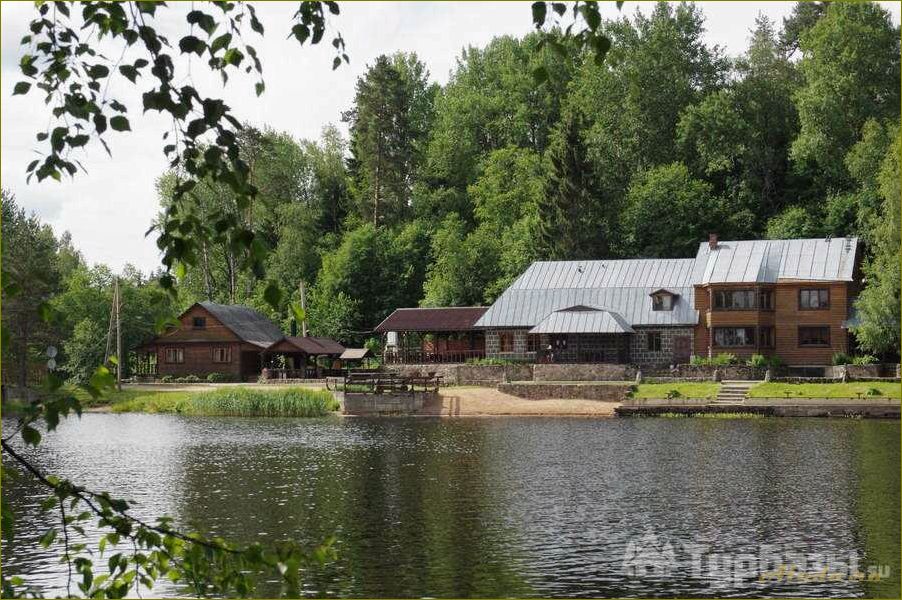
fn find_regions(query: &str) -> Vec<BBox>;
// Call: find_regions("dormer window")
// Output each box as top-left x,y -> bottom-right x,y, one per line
650,289 -> 678,311
192,317 -> 206,329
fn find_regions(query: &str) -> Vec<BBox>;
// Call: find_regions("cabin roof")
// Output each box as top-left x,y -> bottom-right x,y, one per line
476,259 -> 698,328
692,237 -> 858,284
267,336 -> 345,355
528,306 -> 635,334
373,306 -> 489,332
198,301 -> 284,348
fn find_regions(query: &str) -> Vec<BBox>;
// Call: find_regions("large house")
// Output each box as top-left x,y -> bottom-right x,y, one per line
135,301 -> 344,380
377,236 -> 860,367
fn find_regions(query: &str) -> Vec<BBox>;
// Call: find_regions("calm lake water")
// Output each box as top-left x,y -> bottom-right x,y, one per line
2,413 -> 899,598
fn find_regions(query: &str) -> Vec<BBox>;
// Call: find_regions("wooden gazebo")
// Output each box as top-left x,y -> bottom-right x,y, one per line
261,336 -> 344,379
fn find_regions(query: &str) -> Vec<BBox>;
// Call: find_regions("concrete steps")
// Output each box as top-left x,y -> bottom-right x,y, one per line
711,380 -> 758,405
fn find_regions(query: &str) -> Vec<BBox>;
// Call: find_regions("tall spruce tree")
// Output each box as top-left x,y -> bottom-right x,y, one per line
538,112 -> 609,260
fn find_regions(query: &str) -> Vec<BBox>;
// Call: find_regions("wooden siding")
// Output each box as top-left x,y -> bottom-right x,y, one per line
694,281 -> 851,365
155,305 -> 243,343
156,342 -> 244,378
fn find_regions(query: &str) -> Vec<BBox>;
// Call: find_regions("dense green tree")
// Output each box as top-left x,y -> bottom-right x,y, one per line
622,163 -> 722,258
764,205 -> 823,239
853,126 -> 901,357
539,112 -> 611,259
1,190 -> 62,386
345,54 -> 431,226
778,1 -> 829,56
791,1 -> 900,189
678,16 -> 802,233
421,214 -> 498,307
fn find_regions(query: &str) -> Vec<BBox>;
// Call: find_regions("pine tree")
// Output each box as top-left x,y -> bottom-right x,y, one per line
538,112 -> 609,260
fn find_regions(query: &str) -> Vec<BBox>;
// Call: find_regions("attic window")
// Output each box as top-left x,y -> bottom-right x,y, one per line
652,294 -> 673,311
192,317 -> 206,329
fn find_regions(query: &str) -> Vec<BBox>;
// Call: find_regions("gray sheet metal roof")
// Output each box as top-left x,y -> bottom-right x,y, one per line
692,237 -> 858,284
200,301 -> 284,347
529,306 -> 635,334
476,259 -> 698,329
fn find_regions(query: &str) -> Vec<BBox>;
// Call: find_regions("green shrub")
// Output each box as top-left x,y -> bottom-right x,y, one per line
465,357 -> 518,366
665,389 -> 682,399
852,355 -> 878,365
747,354 -> 784,368
747,354 -> 768,367
160,375 -> 174,383
690,355 -> 709,366
182,374 -> 201,383
186,387 -> 339,417
832,352 -> 851,366
206,372 -> 232,383
866,387 -> 883,396
711,353 -> 739,366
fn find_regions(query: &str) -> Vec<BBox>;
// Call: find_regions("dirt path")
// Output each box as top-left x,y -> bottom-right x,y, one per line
418,386 -> 619,417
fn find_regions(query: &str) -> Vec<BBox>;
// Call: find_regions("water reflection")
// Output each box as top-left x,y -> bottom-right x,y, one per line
2,414 -> 898,598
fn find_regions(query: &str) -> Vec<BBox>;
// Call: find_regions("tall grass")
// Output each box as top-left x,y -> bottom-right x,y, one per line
110,387 -> 339,417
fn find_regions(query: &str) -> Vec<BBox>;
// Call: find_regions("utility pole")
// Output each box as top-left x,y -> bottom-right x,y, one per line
115,276 -> 122,391
299,280 -> 308,337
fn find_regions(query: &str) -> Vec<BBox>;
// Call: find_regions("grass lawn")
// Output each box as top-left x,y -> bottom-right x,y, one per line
631,382 -> 720,399
749,382 -> 901,399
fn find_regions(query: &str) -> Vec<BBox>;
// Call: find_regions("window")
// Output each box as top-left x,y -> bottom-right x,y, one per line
550,334 -> 568,350
646,332 -> 662,352
527,335 -> 540,353
758,290 -> 774,310
714,327 -> 756,347
652,294 -> 673,311
713,289 -> 757,310
212,346 -> 232,363
799,289 -> 829,310
164,347 -> 184,363
192,317 -> 206,329
498,331 -> 514,352
759,327 -> 775,348
799,326 -> 830,347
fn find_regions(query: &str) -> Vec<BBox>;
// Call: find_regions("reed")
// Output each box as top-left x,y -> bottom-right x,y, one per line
110,387 -> 339,417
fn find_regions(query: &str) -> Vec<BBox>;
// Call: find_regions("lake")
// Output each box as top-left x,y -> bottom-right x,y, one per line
2,413 -> 899,598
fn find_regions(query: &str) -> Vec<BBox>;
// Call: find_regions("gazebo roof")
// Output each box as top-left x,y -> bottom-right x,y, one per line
265,336 -> 345,355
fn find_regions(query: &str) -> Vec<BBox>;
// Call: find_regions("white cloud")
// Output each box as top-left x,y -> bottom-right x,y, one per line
2,1 -> 899,273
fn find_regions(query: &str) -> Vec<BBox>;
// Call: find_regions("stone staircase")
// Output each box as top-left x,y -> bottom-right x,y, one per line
710,380 -> 757,406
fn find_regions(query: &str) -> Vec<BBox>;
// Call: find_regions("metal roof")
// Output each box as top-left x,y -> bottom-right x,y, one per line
529,306 -> 635,334
200,301 -> 284,347
692,237 -> 858,284
340,348 -> 372,360
476,259 -> 699,329
373,306 -> 488,332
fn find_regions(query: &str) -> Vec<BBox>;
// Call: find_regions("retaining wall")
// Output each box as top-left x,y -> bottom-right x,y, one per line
532,363 -> 635,382
339,391 -> 437,415
385,363 -> 533,385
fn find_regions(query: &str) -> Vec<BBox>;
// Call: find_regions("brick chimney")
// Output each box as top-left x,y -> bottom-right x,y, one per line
708,233 -> 718,250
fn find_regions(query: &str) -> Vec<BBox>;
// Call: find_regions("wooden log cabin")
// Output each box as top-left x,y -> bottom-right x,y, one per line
134,302 -> 343,381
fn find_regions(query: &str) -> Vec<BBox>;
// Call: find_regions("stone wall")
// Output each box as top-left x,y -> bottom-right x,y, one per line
533,363 -> 635,381
340,391 -> 436,415
630,327 -> 694,365
828,364 -> 898,379
498,382 -> 631,401
641,364 -> 768,381
485,329 -> 536,361
385,363 -> 533,385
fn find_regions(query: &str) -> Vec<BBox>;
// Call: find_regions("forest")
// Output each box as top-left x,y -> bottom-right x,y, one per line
3,1 -> 900,385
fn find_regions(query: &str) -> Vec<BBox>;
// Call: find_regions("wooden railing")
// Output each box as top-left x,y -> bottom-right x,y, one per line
382,349 -> 485,365
326,370 -> 442,395
262,367 -> 343,380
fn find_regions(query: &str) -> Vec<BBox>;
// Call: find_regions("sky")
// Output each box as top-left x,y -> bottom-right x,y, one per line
2,1 -> 900,274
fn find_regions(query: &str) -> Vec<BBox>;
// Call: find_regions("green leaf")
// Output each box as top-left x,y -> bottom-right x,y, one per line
39,528 -> 57,548
210,32 -> 232,53
531,2 -> 547,27
178,35 -> 206,56
290,301 -> 306,325
89,365 -> 116,392
12,81 -> 30,95
87,64 -> 110,79
255,81 -> 265,96
263,281 -> 283,310
110,116 -> 130,131
119,64 -> 139,83
22,425 -> 41,447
